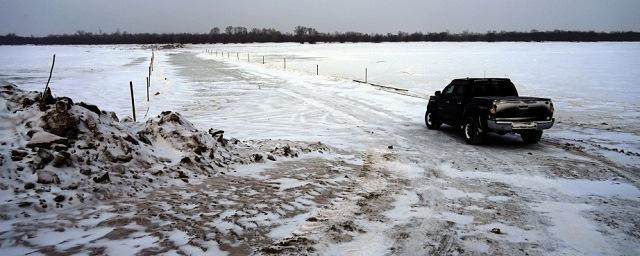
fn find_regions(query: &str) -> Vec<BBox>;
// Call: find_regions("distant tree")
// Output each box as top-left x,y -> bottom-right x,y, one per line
233,26 -> 247,35
224,26 -> 234,35
209,27 -> 220,35
294,26 -> 307,43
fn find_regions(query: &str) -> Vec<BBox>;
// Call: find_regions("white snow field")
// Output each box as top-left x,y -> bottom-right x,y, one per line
1,42 -> 640,255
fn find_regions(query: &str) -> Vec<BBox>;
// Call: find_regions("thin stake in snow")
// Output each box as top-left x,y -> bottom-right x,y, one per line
146,77 -> 150,102
262,56 -> 265,64
284,58 -> 286,70
365,68 -> 368,83
317,64 -> 319,75
42,54 -> 56,97
148,66 -> 151,86
237,52 -> 239,60
130,81 -> 136,122
248,53 -> 250,62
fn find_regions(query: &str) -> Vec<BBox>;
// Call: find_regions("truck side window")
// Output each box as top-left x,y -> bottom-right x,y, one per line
442,84 -> 454,95
453,85 -> 467,96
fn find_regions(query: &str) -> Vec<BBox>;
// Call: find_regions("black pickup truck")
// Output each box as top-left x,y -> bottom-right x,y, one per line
425,78 -> 554,144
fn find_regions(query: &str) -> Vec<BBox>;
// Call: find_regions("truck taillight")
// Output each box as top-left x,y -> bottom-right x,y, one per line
489,102 -> 497,118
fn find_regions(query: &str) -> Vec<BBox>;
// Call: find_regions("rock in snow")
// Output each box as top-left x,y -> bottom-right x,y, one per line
26,131 -> 68,148
36,170 -> 60,184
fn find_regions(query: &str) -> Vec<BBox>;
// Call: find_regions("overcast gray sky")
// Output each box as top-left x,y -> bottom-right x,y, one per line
1,0 -> 639,36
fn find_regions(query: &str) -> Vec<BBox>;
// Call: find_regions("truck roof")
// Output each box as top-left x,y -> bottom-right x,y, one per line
452,78 -> 511,83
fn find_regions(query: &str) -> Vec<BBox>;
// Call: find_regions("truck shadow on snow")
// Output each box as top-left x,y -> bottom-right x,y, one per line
434,124 -> 546,150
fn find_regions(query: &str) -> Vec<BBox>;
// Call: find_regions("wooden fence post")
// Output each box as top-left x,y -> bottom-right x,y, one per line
365,68 -> 368,83
42,54 -> 56,96
129,81 -> 136,122
146,77 -> 149,102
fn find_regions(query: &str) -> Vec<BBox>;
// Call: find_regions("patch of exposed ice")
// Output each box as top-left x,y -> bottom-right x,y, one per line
167,230 -> 191,246
474,223 -> 543,244
213,210 -> 243,235
229,161 -> 277,178
387,161 -> 424,179
487,195 -> 511,202
23,226 -> 110,250
384,190 -> 437,233
534,201 -> 618,256
440,186 -> 485,200
0,246 -> 34,256
439,211 -> 474,225
440,164 -> 640,199
179,203 -> 198,210
462,239 -> 490,253
272,178 -> 309,190
322,220 -> 393,256
96,232 -> 158,255
267,211 -> 314,239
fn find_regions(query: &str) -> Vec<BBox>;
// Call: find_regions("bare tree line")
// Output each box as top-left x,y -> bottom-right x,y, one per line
1,26 -> 639,45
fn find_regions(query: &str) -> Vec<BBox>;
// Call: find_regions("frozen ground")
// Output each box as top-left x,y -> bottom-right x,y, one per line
1,43 -> 639,255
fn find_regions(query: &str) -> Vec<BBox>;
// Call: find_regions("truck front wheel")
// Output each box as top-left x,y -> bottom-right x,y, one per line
521,131 -> 543,144
425,110 -> 441,130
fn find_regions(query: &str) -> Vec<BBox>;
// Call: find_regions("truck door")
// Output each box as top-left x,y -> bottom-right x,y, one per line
437,84 -> 455,122
448,85 -> 468,124
440,84 -> 466,124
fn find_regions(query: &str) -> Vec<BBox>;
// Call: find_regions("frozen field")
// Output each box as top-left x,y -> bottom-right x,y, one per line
1,43 -> 640,255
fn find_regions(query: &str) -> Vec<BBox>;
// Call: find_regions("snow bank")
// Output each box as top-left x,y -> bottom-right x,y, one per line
0,83 -> 327,216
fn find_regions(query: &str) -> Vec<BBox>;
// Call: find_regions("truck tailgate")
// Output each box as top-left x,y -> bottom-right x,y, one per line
494,97 -> 553,121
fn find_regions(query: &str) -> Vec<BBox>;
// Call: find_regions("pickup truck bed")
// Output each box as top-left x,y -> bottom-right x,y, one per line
473,96 -> 553,121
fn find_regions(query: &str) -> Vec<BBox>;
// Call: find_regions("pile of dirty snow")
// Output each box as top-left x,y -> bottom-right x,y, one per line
0,83 -> 327,217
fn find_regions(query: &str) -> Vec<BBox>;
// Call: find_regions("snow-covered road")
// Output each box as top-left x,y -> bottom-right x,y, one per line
160,49 -> 640,255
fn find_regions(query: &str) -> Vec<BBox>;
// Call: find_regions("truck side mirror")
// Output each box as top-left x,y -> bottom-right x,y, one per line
435,91 -> 441,96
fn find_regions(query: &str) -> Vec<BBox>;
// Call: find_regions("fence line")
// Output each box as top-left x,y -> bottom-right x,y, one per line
209,49 -> 411,94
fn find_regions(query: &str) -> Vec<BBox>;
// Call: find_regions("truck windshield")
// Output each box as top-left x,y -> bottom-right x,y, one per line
472,81 -> 518,97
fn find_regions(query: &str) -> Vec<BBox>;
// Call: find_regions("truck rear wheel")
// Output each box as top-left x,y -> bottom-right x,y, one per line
425,110 -> 441,130
463,117 -> 483,145
521,131 -> 542,144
